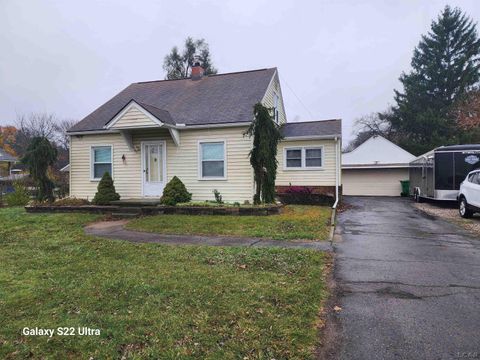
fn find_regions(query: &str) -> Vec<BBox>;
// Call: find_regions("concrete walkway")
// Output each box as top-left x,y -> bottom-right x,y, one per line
85,220 -> 332,251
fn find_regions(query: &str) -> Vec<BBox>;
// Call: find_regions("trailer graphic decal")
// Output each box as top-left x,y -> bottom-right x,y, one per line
465,155 -> 479,165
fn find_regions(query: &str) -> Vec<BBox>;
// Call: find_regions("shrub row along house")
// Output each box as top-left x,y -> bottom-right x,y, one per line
67,65 -> 342,203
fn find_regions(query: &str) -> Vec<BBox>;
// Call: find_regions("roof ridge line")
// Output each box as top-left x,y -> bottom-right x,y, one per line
286,118 -> 341,124
134,68 -> 276,85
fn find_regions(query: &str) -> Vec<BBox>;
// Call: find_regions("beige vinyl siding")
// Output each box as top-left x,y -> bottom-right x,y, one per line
262,72 -> 287,124
70,133 -> 140,200
167,128 -> 253,202
276,139 -> 339,186
342,168 -> 408,196
110,107 -> 158,129
70,127 -> 254,202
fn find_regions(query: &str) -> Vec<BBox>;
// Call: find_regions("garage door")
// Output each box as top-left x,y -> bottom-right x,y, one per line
342,168 -> 409,196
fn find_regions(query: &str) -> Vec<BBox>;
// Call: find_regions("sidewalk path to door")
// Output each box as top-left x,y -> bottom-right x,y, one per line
85,220 -> 333,251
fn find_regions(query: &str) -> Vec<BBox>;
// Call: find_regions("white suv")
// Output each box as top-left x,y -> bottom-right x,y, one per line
458,170 -> 480,218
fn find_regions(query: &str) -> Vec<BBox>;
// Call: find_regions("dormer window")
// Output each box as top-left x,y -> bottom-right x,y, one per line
273,93 -> 279,124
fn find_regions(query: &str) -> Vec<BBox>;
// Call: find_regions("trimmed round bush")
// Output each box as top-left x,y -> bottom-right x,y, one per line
92,172 -> 120,205
160,176 -> 192,206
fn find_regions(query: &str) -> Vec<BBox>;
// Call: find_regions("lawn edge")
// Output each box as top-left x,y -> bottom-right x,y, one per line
328,207 -> 336,243
314,252 -> 343,359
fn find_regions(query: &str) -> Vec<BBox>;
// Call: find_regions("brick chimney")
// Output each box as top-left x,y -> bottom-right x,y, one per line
191,62 -> 204,80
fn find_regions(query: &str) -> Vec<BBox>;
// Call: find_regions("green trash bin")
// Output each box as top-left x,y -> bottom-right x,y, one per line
400,180 -> 410,197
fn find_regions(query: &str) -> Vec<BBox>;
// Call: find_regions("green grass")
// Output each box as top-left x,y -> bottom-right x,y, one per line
128,205 -> 332,241
0,207 -> 329,359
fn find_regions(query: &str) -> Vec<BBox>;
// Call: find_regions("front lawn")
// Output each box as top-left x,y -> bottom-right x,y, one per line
0,208 -> 329,359
128,205 -> 332,240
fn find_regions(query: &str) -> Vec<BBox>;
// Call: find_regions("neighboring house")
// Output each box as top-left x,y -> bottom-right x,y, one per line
0,148 -> 17,178
342,135 -> 415,196
67,65 -> 342,202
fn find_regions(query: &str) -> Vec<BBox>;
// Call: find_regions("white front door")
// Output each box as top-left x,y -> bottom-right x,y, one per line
142,141 -> 166,197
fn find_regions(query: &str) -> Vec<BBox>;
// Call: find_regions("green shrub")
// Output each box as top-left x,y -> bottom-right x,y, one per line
277,185 -> 334,206
5,181 -> 30,206
160,176 -> 191,206
213,189 -> 223,204
92,172 -> 120,205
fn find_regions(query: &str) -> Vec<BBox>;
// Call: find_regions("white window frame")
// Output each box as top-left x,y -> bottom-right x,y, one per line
283,145 -> 324,170
90,145 -> 113,181
198,140 -> 227,180
284,147 -> 303,169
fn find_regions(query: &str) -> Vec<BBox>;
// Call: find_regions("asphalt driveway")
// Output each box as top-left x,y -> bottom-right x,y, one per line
333,196 -> 480,360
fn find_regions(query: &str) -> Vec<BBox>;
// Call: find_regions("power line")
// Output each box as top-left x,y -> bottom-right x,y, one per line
282,77 -> 315,119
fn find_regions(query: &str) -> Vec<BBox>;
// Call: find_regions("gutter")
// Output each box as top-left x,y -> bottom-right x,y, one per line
342,164 -> 411,169
67,122 -> 251,135
67,130 -> 120,136
332,136 -> 341,209
282,134 -> 341,141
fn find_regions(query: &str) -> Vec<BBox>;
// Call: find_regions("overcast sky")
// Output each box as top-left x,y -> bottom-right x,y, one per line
1,0 -> 479,142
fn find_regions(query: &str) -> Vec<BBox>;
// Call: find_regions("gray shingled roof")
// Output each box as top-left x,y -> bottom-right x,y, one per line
281,119 -> 341,138
69,68 -> 277,132
0,148 -> 17,162
135,101 -> 175,126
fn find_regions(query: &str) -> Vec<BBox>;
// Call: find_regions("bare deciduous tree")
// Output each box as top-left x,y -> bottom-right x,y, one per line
16,113 -> 59,141
55,118 -> 77,150
345,111 -> 393,152
14,113 -> 77,171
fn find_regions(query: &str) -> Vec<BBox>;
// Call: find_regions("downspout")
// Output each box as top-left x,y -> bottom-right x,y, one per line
68,135 -> 72,198
332,136 -> 340,209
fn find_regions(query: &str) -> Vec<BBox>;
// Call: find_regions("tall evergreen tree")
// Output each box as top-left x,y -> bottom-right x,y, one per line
244,103 -> 283,204
390,6 -> 480,155
163,37 -> 217,80
21,137 -> 57,202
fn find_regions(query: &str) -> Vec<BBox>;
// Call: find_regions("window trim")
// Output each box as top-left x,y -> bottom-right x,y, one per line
198,140 -> 227,180
284,147 -> 303,169
90,144 -> 113,181
273,92 -> 280,124
283,145 -> 324,171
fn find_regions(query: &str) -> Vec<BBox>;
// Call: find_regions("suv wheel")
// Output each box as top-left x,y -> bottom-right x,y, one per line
459,197 -> 473,218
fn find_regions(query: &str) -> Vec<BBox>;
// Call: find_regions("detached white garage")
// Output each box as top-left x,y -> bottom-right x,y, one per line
342,136 -> 415,196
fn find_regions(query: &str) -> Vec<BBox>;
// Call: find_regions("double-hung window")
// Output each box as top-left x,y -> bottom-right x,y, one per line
199,141 -> 226,179
285,148 -> 302,168
91,146 -> 112,180
305,148 -> 322,167
285,146 -> 323,169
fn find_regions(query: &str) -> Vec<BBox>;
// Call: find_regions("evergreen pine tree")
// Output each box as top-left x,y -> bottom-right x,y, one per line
21,137 -> 57,202
92,172 -> 120,205
390,6 -> 480,154
160,176 -> 192,206
244,103 -> 283,204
